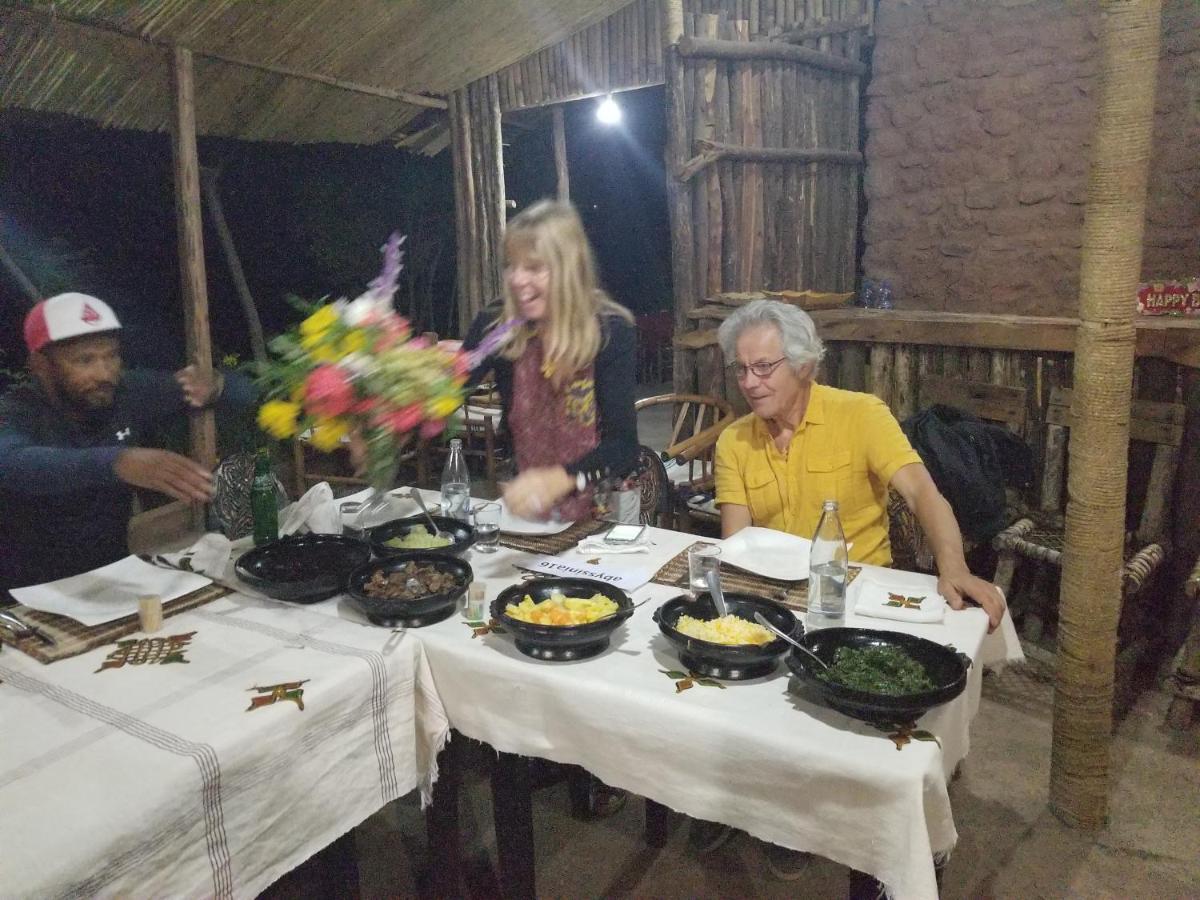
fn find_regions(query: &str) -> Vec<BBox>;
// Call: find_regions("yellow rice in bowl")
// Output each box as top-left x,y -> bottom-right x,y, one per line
675,613 -> 774,646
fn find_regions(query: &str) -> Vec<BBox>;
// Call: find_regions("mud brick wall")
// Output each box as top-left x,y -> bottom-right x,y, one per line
861,0 -> 1200,316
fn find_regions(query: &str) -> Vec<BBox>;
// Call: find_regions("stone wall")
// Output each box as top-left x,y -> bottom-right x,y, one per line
862,0 -> 1200,316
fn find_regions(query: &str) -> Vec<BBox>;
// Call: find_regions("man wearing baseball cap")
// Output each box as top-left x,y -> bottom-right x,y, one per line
0,292 -> 256,589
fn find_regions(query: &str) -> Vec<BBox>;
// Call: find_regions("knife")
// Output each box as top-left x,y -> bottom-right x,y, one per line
0,610 -> 56,646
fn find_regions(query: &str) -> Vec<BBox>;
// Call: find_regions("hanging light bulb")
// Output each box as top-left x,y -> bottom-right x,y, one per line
596,94 -> 622,125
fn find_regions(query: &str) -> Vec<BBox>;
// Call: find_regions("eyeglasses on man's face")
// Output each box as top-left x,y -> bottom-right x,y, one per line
728,357 -> 788,380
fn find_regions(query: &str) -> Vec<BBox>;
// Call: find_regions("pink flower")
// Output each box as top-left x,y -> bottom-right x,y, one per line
305,365 -> 355,418
420,419 -> 445,439
392,404 -> 424,434
453,351 -> 472,377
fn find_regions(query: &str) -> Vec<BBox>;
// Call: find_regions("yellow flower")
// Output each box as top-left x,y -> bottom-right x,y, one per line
310,417 -> 351,452
427,395 -> 461,420
301,330 -> 339,363
300,305 -> 338,337
340,329 -> 368,355
258,401 -> 302,439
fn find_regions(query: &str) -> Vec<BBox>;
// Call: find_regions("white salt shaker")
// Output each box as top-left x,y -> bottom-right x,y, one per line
464,582 -> 488,621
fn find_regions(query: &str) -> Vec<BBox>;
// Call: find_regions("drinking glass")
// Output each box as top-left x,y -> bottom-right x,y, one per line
688,544 -> 722,592
472,502 -> 502,553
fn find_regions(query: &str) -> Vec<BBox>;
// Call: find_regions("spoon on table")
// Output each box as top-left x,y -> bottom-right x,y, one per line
705,569 -> 730,619
408,489 -> 455,541
752,612 -> 829,672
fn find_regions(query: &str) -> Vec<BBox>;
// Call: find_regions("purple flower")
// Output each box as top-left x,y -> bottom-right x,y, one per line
467,316 -> 524,369
364,232 -> 407,306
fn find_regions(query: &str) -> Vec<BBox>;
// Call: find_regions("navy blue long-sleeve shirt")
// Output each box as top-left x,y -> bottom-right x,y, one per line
462,307 -> 639,484
0,370 -> 256,589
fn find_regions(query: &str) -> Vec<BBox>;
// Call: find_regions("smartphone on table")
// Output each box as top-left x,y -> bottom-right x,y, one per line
603,524 -> 647,544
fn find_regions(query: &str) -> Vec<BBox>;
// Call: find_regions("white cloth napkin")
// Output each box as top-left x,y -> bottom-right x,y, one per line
10,556 -> 213,626
851,569 -> 947,624
280,482 -> 342,535
575,533 -> 652,555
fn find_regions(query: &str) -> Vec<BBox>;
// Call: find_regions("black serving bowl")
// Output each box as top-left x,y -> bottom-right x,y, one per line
366,515 -> 475,560
345,553 -> 473,628
786,627 -> 970,724
235,533 -> 372,604
654,592 -> 799,680
491,578 -> 633,661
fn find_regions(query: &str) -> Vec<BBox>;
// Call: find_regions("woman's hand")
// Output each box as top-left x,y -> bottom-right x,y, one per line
502,466 -> 574,519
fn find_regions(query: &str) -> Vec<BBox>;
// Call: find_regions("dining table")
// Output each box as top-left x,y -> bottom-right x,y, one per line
403,489 -> 1024,900
1,483 -> 1022,900
0,582 -> 450,898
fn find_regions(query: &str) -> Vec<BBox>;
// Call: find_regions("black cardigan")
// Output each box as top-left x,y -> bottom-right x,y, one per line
462,307 -> 638,484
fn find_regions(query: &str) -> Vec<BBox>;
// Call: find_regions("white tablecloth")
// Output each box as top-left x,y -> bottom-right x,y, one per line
410,522 -> 1022,900
0,592 -> 449,900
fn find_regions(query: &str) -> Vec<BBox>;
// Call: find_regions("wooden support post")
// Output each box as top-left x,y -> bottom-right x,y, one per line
677,35 -> 868,76
0,239 -> 40,304
552,106 -> 569,201
662,0 -> 685,46
1051,0 -> 1163,830
200,168 -> 266,364
169,46 -> 217,501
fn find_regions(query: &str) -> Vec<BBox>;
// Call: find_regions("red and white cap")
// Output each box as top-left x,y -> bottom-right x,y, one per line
23,293 -> 122,353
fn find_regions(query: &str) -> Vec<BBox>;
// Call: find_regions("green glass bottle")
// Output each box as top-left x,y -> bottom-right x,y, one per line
251,449 -> 279,546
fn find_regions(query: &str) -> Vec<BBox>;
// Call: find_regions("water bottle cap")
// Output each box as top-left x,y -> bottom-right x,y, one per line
449,438 -> 462,449
822,499 -> 839,510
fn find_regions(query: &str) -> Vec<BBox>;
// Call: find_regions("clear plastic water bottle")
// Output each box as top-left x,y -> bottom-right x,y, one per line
440,438 -> 471,522
807,499 -> 848,631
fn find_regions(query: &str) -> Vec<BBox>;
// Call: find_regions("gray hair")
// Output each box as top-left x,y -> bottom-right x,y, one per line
716,299 -> 825,372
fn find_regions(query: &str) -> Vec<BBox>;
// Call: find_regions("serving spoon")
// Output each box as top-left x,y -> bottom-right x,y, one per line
705,569 -> 730,618
752,611 -> 829,672
408,489 -> 455,541
591,597 -> 650,622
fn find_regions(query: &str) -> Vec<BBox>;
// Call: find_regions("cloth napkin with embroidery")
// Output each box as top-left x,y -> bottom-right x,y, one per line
851,569 -> 947,624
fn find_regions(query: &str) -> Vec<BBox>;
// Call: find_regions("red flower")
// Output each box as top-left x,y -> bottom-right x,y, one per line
420,418 -> 445,439
305,365 -> 355,417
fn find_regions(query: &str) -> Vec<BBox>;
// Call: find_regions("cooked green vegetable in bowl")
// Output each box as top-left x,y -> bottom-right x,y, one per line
818,645 -> 935,695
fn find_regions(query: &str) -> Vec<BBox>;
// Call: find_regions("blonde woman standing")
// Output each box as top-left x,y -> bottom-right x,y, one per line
464,199 -> 638,523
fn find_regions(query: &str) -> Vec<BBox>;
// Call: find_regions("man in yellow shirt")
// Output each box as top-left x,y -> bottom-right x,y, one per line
714,299 -> 1005,630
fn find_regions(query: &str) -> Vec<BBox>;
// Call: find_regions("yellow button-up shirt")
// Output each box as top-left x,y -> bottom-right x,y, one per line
714,384 -> 922,566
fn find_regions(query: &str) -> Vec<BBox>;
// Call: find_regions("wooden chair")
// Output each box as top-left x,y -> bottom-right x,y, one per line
291,436 -> 427,499
993,387 -> 1184,644
634,393 -> 736,531
1165,556 -> 1200,729
633,445 -> 672,528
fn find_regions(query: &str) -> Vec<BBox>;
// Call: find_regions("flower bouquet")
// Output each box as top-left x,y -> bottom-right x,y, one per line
256,234 -> 470,520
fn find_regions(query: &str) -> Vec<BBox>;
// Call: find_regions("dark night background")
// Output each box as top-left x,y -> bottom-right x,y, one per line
0,85 -> 670,380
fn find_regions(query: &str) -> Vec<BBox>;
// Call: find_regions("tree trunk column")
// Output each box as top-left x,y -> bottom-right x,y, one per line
169,46 -> 217,491
1052,0 -> 1162,829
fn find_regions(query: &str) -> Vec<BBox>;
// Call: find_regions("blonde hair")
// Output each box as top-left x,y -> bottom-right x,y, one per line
500,199 -> 633,387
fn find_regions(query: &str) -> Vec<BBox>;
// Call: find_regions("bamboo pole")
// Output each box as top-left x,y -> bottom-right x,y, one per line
169,45 -> 217,507
199,168 -> 266,364
6,4 -> 447,109
552,106 -> 569,201
1051,0 -> 1162,830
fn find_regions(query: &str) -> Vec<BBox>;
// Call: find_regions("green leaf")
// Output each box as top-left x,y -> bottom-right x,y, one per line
696,678 -> 726,689
660,669 -> 689,680
911,730 -> 942,747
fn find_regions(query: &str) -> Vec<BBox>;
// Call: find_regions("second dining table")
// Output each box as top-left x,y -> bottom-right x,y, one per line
396,488 -> 1023,900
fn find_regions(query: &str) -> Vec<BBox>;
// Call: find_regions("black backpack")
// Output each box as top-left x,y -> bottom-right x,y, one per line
901,404 -> 1034,543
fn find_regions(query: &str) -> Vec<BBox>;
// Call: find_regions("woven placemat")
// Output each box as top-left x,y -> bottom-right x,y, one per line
650,542 -> 861,613
0,583 -> 231,664
498,519 -> 609,555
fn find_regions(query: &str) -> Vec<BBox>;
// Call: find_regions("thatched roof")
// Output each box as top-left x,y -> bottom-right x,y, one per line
0,0 -> 636,152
